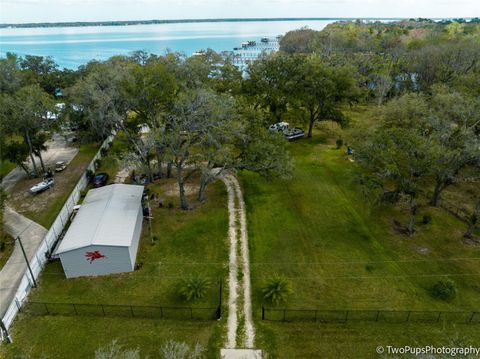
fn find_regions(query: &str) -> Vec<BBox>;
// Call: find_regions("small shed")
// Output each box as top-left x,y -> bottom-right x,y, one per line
56,184 -> 144,278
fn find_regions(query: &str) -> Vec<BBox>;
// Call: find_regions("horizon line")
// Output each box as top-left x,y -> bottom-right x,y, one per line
2,16 -> 476,29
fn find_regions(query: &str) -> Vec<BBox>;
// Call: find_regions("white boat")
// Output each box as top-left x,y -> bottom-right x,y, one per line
268,122 -> 305,141
30,178 -> 55,194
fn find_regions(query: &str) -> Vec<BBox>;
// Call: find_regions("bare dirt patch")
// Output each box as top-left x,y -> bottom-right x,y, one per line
6,144 -> 97,227
416,246 -> 430,255
8,165 -> 83,215
162,181 -> 199,197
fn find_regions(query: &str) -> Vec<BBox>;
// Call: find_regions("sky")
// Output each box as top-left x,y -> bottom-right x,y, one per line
1,0 -> 479,24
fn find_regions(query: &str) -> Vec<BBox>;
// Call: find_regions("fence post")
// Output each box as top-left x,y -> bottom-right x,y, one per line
376,311 -> 380,322
406,311 -> 411,322
437,312 -> 441,322
262,305 -> 265,320
73,303 -> 78,315
344,311 -> 349,323
44,303 -> 49,315
52,226 -> 58,241
216,280 -> 222,320
314,310 -> 317,322
160,307 -> 163,319
130,305 -> 134,317
101,305 -> 105,316
15,298 -> 21,311
0,318 -> 12,343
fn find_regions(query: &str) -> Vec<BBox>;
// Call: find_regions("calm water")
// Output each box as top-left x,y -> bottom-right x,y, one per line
0,20 -> 335,69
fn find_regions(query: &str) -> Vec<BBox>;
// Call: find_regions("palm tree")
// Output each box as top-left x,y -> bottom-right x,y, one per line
262,274 -> 293,305
178,276 -> 210,301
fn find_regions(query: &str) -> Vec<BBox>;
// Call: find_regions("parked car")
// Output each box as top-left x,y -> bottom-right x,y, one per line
30,178 -> 55,194
55,161 -> 67,172
93,172 -> 109,187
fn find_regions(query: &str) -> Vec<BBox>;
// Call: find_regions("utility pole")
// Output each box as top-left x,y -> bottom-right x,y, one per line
17,236 -> 37,288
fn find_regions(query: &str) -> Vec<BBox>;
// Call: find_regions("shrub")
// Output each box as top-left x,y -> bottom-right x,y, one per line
365,264 -> 375,272
167,202 -> 174,209
178,276 -> 210,301
95,339 -> 140,359
94,158 -> 102,169
262,274 -> 293,305
422,214 -> 432,224
159,340 -> 204,359
336,138 -> 343,149
431,280 -> 457,301
86,169 -> 94,182
100,147 -> 108,157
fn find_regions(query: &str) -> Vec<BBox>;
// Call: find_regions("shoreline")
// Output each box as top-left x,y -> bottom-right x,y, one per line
1,17 -> 421,29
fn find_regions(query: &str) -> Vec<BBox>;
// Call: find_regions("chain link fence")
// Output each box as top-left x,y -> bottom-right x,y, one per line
262,306 -> 480,324
23,301 -> 221,321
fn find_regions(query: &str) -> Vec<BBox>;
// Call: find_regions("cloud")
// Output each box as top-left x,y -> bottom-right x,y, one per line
1,0 -> 479,23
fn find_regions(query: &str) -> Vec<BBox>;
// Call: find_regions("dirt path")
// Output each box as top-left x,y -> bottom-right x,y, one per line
223,175 -> 239,348
221,174 -> 255,349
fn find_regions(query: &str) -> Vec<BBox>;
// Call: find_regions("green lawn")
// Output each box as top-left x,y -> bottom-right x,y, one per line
4,315 -> 223,359
0,233 -> 14,270
0,159 -> 16,180
240,130 -> 480,357
7,143 -> 99,228
257,321 -> 480,359
1,180 -> 228,359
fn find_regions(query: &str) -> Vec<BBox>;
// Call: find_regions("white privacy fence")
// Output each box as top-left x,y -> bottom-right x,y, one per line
1,135 -> 114,332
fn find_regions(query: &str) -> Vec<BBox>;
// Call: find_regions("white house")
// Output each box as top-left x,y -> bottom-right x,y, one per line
55,184 -> 144,278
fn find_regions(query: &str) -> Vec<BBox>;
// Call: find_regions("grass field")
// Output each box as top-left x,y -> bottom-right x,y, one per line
3,107 -> 479,358
1,179 -> 228,359
7,143 -> 99,228
256,321 -> 480,358
0,234 -> 14,271
0,159 -> 15,180
240,128 -> 480,357
4,315 -> 223,359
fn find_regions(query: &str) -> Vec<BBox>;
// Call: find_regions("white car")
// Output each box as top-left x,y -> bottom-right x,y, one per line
268,122 -> 290,133
55,161 -> 67,172
30,178 -> 55,194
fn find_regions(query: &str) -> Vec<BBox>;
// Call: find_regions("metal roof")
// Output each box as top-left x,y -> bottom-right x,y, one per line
55,184 -> 144,254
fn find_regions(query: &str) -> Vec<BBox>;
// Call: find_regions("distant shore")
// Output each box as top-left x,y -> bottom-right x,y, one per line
0,17 -> 410,29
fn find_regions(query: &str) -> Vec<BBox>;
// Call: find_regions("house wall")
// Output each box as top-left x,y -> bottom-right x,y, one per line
128,205 -> 143,268
59,245 -> 132,278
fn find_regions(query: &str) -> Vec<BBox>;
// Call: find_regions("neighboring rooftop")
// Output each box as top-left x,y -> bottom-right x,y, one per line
55,184 -> 144,254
